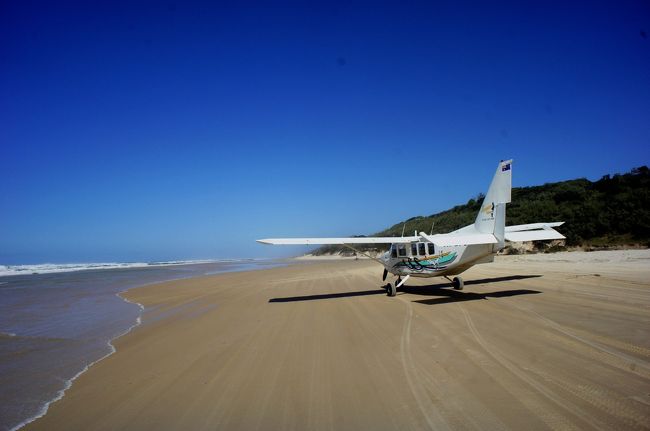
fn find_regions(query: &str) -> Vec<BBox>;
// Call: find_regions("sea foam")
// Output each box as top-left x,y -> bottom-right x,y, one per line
0,260 -> 231,277
9,293 -> 146,431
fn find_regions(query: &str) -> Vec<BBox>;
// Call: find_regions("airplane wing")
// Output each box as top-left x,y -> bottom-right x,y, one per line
504,222 -> 565,242
258,221 -> 565,246
258,233 -> 499,246
256,236 -> 419,245
419,232 -> 498,246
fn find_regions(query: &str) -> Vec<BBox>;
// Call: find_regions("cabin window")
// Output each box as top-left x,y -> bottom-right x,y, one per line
411,243 -> 418,256
397,244 -> 407,257
391,245 -> 397,258
418,243 -> 426,256
428,243 -> 435,255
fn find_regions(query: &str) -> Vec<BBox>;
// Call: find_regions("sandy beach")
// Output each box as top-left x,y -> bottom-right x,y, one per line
25,250 -> 650,430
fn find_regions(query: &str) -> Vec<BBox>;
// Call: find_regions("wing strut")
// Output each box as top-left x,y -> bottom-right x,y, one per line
341,244 -> 387,266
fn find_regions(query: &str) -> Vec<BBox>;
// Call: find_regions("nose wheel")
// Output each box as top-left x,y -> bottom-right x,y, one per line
384,275 -> 408,297
384,283 -> 396,297
452,276 -> 464,290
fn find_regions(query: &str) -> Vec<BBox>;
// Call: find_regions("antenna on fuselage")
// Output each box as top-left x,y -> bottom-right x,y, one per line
401,223 -> 406,237
430,220 -> 435,235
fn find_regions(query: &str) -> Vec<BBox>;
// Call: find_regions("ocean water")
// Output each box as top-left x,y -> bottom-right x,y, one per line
0,260 -> 284,431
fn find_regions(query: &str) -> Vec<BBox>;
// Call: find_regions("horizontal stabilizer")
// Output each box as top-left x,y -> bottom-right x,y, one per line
504,229 -> 565,242
505,222 -> 564,232
256,236 -> 419,245
503,221 -> 565,242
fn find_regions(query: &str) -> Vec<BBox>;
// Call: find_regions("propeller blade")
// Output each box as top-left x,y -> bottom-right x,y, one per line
382,268 -> 388,281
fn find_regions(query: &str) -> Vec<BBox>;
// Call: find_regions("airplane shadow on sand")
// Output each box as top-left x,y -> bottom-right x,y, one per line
406,275 -> 542,305
269,275 -> 542,304
269,289 -> 383,303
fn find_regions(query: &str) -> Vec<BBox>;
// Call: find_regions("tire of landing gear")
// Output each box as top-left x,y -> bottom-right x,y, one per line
453,277 -> 464,290
386,283 -> 396,297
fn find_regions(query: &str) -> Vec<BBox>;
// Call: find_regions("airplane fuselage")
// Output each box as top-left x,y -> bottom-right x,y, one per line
382,242 -> 497,278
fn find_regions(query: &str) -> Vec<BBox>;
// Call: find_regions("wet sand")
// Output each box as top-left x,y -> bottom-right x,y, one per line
25,250 -> 650,430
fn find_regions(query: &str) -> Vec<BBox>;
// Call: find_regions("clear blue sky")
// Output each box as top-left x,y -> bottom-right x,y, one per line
2,1 -> 649,264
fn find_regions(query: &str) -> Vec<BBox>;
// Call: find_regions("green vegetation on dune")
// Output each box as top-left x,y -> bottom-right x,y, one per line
314,166 -> 650,255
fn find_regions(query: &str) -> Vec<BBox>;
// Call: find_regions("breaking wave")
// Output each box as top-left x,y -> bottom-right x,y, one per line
0,259 -> 253,277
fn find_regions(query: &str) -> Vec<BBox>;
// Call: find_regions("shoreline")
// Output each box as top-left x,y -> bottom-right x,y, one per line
4,260 -> 289,431
21,262 -> 329,430
0,258 -> 276,278
10,295 -> 146,431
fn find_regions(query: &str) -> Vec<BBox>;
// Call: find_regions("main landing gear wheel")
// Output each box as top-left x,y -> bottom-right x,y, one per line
452,276 -> 464,290
386,283 -> 396,297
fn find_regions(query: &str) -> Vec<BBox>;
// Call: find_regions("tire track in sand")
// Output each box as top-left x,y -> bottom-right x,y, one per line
528,367 -> 650,430
459,304 -> 608,431
502,299 -> 650,379
397,296 -> 452,431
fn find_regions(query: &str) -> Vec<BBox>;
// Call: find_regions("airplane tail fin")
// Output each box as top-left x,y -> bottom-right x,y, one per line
475,160 -> 512,246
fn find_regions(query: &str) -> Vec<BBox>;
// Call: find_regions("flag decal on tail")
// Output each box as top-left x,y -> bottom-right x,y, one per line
502,163 -> 511,172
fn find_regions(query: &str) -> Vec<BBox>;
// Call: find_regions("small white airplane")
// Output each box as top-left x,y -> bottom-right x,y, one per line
258,160 -> 564,297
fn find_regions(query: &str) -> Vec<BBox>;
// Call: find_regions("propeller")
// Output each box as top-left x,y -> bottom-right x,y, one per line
382,268 -> 388,281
